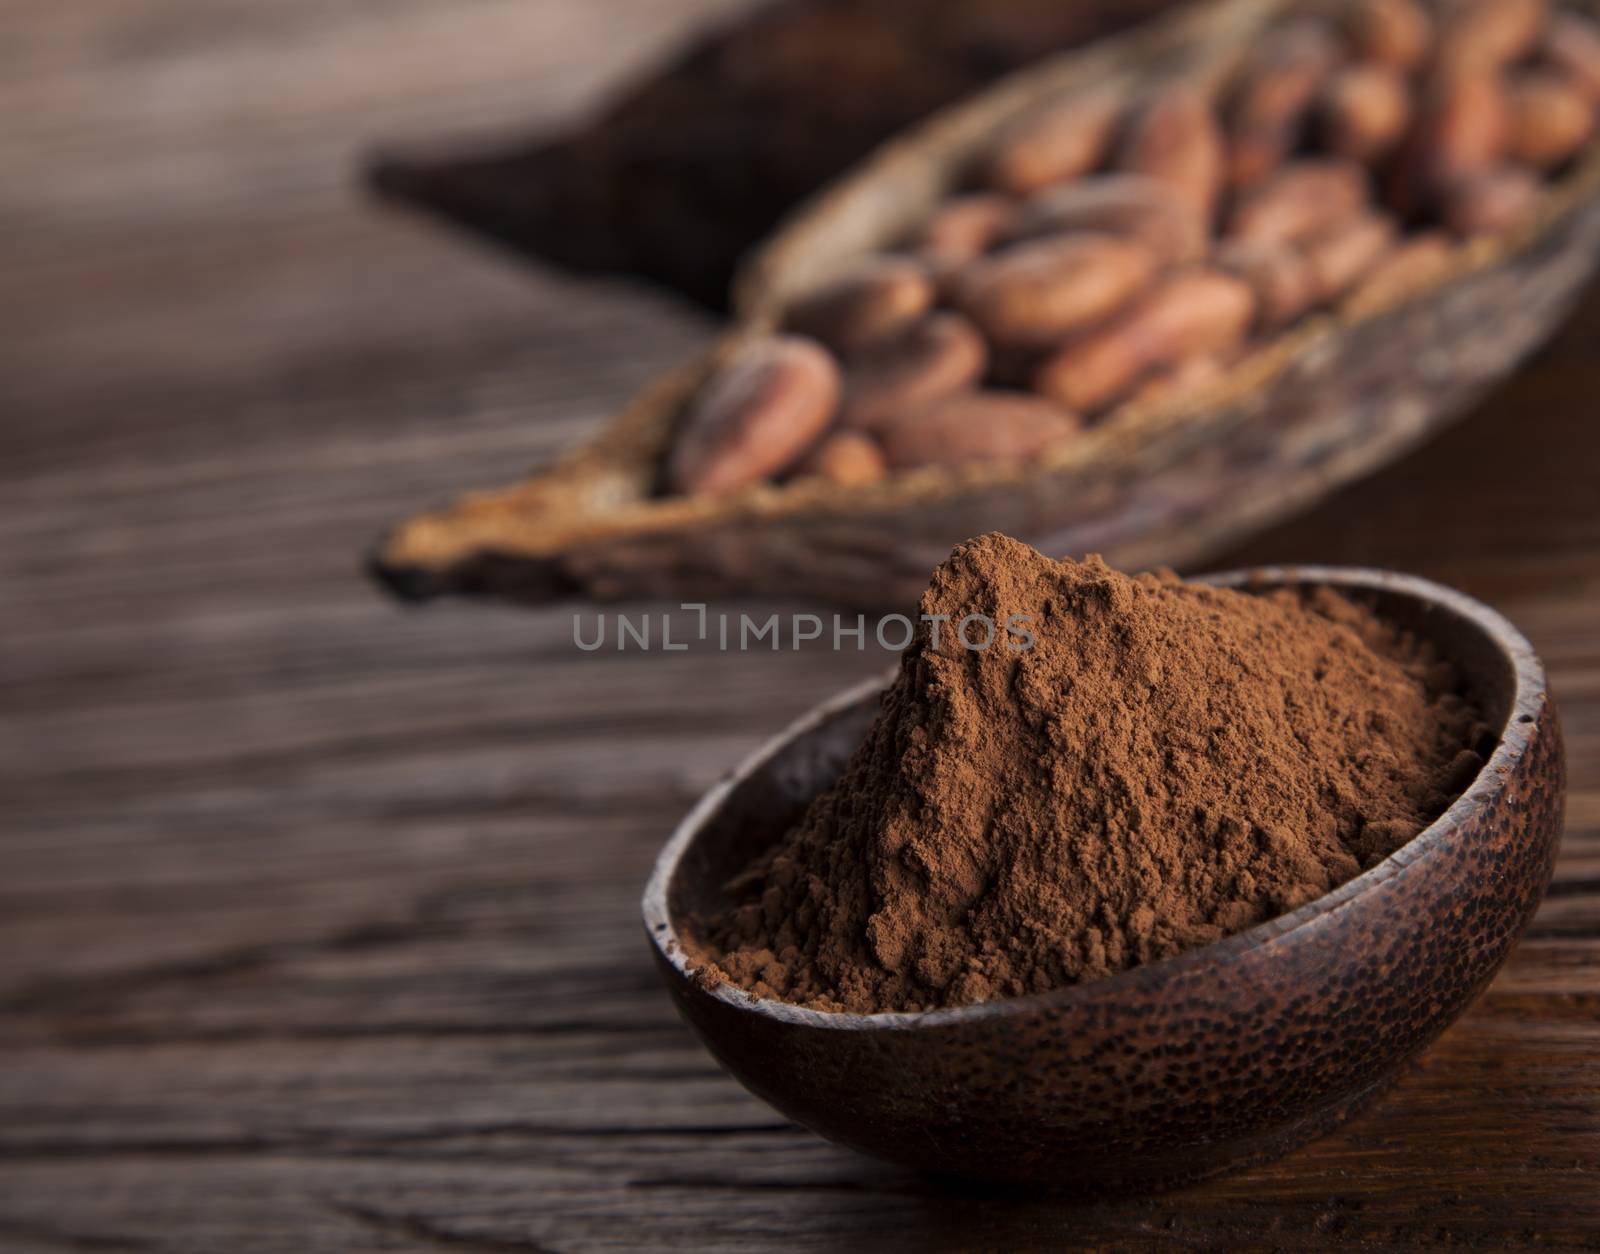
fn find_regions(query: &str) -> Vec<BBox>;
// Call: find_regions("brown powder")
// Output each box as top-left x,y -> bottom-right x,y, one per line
691,533 -> 1483,1013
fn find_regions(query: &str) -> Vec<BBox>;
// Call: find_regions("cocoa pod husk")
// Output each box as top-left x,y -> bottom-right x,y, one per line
373,0 -> 1600,611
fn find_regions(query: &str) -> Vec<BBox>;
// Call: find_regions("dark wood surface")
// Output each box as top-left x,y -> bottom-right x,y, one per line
2,1 -> 1596,1249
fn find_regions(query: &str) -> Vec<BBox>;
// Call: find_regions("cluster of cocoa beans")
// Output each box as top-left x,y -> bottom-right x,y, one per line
669,0 -> 1600,498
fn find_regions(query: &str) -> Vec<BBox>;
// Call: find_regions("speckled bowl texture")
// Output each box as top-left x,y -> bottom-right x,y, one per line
643,567 -> 1565,1188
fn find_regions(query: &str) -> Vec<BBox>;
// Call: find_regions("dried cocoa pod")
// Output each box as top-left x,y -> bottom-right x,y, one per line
913,194 -> 1016,267
1115,82 -> 1226,222
1437,0 -> 1550,71
1033,269 -> 1256,412
668,336 -> 842,497
1346,0 -> 1434,71
1302,212 -> 1400,303
1225,18 -> 1346,188
793,431 -> 888,487
782,256 -> 935,353
1443,165 -> 1543,236
1226,159 -> 1371,245
376,0 -> 1600,612
1320,64 -> 1414,162
981,91 -> 1122,195
1215,237 -> 1321,332
1004,174 -> 1208,266
839,313 -> 989,434
1346,231 -> 1456,310
1508,70 -> 1596,168
879,391 -> 1081,469
1545,13 -> 1600,101
1389,70 -> 1509,215
951,232 -> 1159,350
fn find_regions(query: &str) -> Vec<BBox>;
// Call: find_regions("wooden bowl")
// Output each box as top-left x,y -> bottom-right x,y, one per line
642,567 -> 1565,1188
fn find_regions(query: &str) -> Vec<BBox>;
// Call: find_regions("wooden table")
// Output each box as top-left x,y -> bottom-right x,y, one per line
2,0 -> 1597,1248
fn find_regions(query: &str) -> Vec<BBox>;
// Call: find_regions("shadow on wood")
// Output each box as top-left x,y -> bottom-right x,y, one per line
367,0 -> 1179,310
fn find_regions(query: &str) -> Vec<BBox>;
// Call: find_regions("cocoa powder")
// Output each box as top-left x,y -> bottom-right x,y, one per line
691,535 -> 1482,1012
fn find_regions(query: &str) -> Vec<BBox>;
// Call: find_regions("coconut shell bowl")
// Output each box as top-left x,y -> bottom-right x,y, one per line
641,566 -> 1565,1189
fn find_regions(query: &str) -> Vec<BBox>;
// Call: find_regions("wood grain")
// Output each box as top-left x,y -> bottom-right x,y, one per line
1,0 -> 1596,1249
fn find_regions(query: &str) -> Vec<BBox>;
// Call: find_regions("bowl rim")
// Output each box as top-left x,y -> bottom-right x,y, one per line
642,564 -> 1549,1029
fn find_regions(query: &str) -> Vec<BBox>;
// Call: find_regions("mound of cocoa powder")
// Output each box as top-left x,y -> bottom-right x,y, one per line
690,534 -> 1484,1012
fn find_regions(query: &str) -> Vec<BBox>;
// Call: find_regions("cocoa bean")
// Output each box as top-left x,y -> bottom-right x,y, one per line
1115,82 -> 1226,222
1226,159 -> 1371,245
913,194 -> 1015,267
1346,0 -> 1434,71
951,232 -> 1159,350
782,256 -> 935,353
879,391 -> 1081,469
839,313 -> 989,434
981,91 -> 1121,195
1347,232 -> 1456,308
1225,18 -> 1345,187
1303,212 -> 1399,303
669,336 -> 842,497
1545,12 -> 1600,101
793,431 -> 888,486
1004,173 -> 1208,266
1215,237 -> 1321,332
1127,354 -> 1230,409
1508,70 -> 1595,168
1437,0 -> 1549,71
1390,70 -> 1510,215
1443,164 -> 1542,236
1033,269 -> 1255,412
1320,64 -> 1413,162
